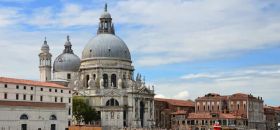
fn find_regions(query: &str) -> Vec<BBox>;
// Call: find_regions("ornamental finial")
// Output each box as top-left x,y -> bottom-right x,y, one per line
44,37 -> 47,44
67,35 -> 70,41
104,3 -> 107,12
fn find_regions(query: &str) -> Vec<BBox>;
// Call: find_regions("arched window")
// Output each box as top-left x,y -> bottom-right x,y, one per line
103,74 -> 108,88
86,75 -> 90,87
111,74 -> 117,87
106,98 -> 119,106
20,114 -> 28,120
49,115 -> 57,120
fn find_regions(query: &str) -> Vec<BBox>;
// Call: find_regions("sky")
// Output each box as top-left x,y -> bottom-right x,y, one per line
0,0 -> 280,105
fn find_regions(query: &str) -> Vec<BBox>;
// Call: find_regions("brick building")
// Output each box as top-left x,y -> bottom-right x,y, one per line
186,93 -> 266,130
154,98 -> 194,129
264,106 -> 277,130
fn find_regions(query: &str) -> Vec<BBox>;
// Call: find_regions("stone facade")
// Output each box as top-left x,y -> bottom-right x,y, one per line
38,4 -> 155,129
0,77 -> 72,130
73,54 -> 155,129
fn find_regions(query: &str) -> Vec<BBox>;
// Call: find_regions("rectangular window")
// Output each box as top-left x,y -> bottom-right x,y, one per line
23,94 -> 26,100
23,86 -> 26,90
41,88 -> 43,91
55,89 -> 57,92
31,87 -> 33,90
4,93 -> 7,99
67,73 -> 71,79
61,90 -> 63,93
16,85 -> 19,89
30,95 -> 33,101
69,90 -> 71,94
61,97 -> 63,102
69,107 -> 71,115
55,97 -> 57,102
4,84 -> 7,88
49,88 -> 52,92
40,96 -> 43,101
69,98 -> 71,103
16,94 -> 19,100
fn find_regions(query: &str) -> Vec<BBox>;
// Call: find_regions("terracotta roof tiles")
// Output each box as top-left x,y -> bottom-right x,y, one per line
155,98 -> 194,107
0,77 -> 68,89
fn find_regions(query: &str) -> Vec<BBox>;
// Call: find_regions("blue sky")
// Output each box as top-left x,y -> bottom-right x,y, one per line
0,0 -> 280,105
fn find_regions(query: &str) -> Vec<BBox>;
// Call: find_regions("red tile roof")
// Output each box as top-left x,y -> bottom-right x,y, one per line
0,77 -> 68,89
155,98 -> 194,107
0,100 -> 66,108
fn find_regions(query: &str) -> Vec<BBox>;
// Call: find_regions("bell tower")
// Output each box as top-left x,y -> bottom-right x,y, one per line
39,37 -> 52,81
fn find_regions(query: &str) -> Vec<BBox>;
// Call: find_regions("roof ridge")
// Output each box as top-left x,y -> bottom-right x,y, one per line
0,76 -> 67,89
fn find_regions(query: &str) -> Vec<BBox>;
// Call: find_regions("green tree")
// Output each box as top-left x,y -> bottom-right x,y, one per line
73,96 -> 100,125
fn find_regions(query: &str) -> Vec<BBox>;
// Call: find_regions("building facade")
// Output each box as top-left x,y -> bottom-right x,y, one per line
185,93 -> 266,130
0,77 -> 72,130
38,4 -> 155,129
154,98 -> 194,129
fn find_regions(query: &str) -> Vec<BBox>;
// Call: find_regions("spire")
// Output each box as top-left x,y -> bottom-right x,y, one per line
63,35 -> 73,54
67,35 -> 70,42
104,3 -> 107,12
44,37 -> 47,44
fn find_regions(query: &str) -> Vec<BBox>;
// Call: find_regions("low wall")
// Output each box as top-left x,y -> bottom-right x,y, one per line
69,125 -> 102,130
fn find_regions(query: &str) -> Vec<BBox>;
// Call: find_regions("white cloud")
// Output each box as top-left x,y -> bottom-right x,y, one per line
1,1 -> 280,66
155,65 -> 280,105
154,94 -> 165,99
0,8 -> 21,26
173,91 -> 190,100
180,65 -> 280,81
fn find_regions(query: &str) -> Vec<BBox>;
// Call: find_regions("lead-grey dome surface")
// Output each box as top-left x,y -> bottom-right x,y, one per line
100,12 -> 111,19
53,53 -> 80,72
82,34 -> 131,61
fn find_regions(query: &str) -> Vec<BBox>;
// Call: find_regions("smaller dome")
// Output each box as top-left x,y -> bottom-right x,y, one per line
41,43 -> 49,50
53,35 -> 80,72
53,53 -> 80,72
41,38 -> 49,52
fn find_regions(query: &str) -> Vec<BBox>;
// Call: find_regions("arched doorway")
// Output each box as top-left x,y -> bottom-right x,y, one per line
20,114 -> 28,130
50,114 -> 57,130
140,101 -> 145,127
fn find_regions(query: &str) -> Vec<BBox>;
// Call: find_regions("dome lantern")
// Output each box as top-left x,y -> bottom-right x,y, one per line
63,35 -> 74,54
97,3 -> 115,35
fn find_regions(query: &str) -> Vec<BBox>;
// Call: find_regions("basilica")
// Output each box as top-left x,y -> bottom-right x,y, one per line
39,4 -> 155,129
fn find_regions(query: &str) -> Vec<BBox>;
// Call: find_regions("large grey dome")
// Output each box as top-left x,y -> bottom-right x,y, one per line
82,34 -> 131,61
53,53 -> 80,72
53,35 -> 81,72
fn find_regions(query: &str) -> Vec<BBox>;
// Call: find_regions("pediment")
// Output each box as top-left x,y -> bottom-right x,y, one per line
138,87 -> 151,94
